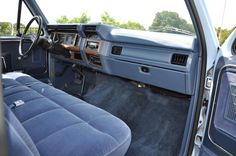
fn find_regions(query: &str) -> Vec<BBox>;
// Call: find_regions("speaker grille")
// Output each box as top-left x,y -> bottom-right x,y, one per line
225,84 -> 236,122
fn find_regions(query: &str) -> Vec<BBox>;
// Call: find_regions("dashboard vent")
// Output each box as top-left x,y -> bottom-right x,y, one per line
112,46 -> 123,55
84,25 -> 97,37
171,54 -> 188,66
84,25 -> 96,32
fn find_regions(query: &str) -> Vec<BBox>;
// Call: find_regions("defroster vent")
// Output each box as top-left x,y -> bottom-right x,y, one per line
84,25 -> 96,32
171,54 -> 188,66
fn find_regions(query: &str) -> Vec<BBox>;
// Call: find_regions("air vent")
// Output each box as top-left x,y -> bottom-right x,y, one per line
84,25 -> 96,32
84,25 -> 97,37
112,46 -> 123,55
171,54 -> 188,66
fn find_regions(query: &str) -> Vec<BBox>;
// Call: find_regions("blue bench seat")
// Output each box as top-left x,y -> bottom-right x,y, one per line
3,72 -> 131,156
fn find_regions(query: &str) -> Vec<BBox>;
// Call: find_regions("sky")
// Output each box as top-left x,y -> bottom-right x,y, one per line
0,0 -> 236,29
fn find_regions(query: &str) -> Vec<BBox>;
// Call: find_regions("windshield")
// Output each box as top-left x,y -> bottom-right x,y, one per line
36,0 -> 195,35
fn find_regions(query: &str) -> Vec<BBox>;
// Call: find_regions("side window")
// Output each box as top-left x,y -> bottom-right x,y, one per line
205,0 -> 236,45
0,1 -> 34,36
0,0 -> 18,36
21,2 -> 36,35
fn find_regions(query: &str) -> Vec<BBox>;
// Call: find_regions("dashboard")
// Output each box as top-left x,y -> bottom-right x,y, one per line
47,24 -> 199,95
50,32 -> 81,60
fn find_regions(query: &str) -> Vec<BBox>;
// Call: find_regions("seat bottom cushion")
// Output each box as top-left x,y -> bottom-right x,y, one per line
3,72 -> 131,156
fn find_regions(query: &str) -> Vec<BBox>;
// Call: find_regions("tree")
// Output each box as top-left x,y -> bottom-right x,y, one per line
120,21 -> 145,30
149,11 -> 194,33
101,12 -> 120,27
70,12 -> 90,23
216,27 -> 235,45
56,16 -> 70,24
101,12 -> 145,30
56,12 -> 90,24
0,22 -> 12,36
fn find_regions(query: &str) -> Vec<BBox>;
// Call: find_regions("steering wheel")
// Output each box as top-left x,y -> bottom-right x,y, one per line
19,16 -> 42,56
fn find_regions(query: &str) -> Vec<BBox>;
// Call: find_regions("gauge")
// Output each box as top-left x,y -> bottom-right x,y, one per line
87,33 -> 100,40
65,35 -> 73,45
52,33 -> 77,45
92,34 -> 100,40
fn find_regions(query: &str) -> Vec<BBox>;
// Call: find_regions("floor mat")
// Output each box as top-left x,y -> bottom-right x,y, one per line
82,73 -> 190,156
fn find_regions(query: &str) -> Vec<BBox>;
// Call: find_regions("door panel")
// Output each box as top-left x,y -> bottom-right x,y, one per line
210,64 -> 236,154
1,37 -> 47,77
201,56 -> 236,156
213,71 -> 236,140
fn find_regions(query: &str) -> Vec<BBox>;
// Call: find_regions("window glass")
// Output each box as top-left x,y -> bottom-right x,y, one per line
205,0 -> 236,45
21,3 -> 37,35
0,1 -> 34,36
36,0 -> 195,35
0,0 -> 18,36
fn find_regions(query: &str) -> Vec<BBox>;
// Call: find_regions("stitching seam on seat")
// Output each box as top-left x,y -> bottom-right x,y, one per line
105,132 -> 131,156
3,85 -> 21,90
21,96 -> 45,104
35,122 -> 85,145
24,82 -> 41,87
22,108 -> 62,124
4,89 -> 33,98
87,114 -> 111,124
87,115 -> 119,144
66,102 -> 91,109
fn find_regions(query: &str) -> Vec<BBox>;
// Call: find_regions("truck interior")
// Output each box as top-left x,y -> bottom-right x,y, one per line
0,0 -> 205,156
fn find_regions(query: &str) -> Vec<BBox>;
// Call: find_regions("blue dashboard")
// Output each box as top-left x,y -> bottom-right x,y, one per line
47,24 -> 199,95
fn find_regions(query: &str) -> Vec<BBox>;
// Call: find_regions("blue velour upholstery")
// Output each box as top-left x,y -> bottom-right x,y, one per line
3,73 -> 131,156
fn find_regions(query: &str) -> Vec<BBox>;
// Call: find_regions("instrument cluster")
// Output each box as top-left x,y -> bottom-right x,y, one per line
52,32 -> 78,46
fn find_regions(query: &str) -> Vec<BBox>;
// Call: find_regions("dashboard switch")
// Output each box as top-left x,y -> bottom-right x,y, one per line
112,46 -> 123,55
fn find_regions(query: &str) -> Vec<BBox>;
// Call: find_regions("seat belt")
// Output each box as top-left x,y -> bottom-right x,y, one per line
9,100 -> 25,109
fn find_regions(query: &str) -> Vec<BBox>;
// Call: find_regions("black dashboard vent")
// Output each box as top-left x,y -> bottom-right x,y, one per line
171,54 -> 188,66
112,46 -> 123,55
84,25 -> 97,37
84,25 -> 96,32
